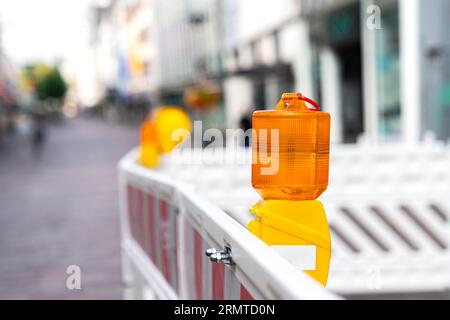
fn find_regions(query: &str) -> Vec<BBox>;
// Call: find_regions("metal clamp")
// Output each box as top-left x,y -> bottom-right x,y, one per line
205,245 -> 233,265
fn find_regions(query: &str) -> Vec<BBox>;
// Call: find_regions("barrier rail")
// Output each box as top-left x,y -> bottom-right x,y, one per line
118,148 -> 338,300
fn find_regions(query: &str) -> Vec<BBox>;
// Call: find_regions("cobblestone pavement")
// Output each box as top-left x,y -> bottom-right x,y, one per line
0,117 -> 138,299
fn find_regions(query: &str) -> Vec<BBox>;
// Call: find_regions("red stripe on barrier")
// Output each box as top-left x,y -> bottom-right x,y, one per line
135,189 -> 144,247
184,220 -> 192,297
160,199 -> 171,283
212,262 -> 225,300
127,185 -> 138,240
194,229 -> 203,300
127,185 -> 134,235
146,193 -> 157,263
174,212 -> 179,293
240,284 -> 254,300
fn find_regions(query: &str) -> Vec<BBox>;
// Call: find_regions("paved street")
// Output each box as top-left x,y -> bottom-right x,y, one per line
0,116 -> 138,299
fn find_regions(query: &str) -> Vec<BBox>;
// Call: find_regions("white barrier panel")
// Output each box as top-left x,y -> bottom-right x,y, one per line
118,149 -> 339,300
156,141 -> 450,296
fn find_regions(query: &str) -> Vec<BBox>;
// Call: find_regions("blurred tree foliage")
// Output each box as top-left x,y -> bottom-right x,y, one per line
36,68 -> 67,101
21,63 -> 67,102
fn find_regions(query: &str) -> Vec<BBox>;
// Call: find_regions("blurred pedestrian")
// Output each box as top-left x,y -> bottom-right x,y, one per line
240,115 -> 252,147
31,109 -> 47,156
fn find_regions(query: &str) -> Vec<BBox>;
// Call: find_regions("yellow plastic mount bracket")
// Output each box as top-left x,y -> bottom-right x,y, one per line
248,200 -> 331,286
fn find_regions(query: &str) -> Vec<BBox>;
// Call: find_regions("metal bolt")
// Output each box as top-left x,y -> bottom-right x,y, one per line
205,246 -> 233,265
205,248 -> 217,257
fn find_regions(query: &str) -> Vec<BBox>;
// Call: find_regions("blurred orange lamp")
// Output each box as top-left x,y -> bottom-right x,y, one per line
183,84 -> 221,111
140,120 -> 159,168
140,106 -> 192,168
252,93 -> 330,200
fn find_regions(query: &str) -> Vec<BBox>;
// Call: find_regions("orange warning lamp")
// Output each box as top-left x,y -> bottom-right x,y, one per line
252,93 -> 330,200
249,93 -> 332,286
140,106 -> 192,168
140,120 -> 159,168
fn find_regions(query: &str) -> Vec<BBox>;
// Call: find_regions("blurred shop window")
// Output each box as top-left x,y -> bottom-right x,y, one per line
327,3 -> 364,143
375,3 -> 401,141
426,46 -> 450,141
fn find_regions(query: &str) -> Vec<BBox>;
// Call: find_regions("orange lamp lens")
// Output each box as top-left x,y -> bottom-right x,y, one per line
140,120 -> 159,168
252,93 -> 330,200
140,120 -> 158,145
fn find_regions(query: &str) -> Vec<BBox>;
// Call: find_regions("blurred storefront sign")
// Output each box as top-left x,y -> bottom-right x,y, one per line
183,83 -> 221,111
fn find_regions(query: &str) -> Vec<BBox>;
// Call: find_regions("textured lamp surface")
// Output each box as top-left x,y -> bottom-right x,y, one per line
252,94 -> 330,200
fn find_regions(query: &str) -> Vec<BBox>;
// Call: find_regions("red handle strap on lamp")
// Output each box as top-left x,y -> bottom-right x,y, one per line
299,96 -> 320,111
276,93 -> 321,111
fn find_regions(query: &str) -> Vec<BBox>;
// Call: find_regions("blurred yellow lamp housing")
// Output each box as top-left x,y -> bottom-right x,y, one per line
248,199 -> 331,286
140,106 -> 192,168
252,93 -> 331,200
154,107 -> 192,153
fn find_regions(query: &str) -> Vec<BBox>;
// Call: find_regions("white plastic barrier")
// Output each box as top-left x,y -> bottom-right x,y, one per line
324,142 -> 450,295
157,141 -> 450,296
118,149 -> 338,300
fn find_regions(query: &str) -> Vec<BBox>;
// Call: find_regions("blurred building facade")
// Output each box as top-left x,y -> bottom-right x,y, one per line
0,20 -> 20,139
90,0 -> 450,144
90,0 -> 224,125
90,0 -> 158,121
309,0 -> 450,144
153,0 -> 222,102
218,0 -> 450,144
